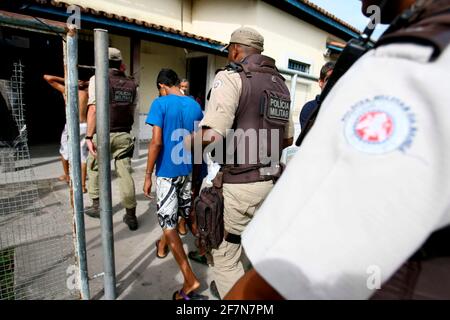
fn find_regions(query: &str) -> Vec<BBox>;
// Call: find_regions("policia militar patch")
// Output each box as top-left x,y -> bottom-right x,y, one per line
267,94 -> 291,122
113,88 -> 134,103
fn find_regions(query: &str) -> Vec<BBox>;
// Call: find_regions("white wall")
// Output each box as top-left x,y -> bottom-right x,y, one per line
189,0 -> 341,127
137,40 -> 187,140
70,0 -> 342,108
65,0 -> 188,30
74,0 -> 346,136
110,34 -> 130,72
139,40 -> 186,113
188,0 -> 258,43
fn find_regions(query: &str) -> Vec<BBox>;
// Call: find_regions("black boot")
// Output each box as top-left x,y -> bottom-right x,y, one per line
84,198 -> 100,219
123,207 -> 138,231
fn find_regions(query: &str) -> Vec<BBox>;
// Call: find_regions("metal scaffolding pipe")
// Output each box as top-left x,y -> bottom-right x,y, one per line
66,25 -> 90,300
278,67 -> 319,82
94,28 -> 117,300
289,73 -> 298,112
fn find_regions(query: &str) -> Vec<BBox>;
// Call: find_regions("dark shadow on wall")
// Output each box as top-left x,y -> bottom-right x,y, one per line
0,26 -> 94,146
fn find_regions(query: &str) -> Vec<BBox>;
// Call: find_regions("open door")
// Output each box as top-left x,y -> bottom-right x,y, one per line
186,56 -> 207,110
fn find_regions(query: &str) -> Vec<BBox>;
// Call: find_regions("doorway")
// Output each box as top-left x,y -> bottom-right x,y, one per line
0,26 -> 94,146
186,56 -> 207,110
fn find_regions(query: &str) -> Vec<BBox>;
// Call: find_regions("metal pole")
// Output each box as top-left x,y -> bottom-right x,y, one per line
289,73 -> 298,113
66,25 -> 90,300
94,28 -> 117,300
278,67 -> 319,82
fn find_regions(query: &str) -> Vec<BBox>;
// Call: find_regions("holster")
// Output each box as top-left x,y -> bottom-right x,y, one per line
222,164 -> 282,184
115,136 -> 135,160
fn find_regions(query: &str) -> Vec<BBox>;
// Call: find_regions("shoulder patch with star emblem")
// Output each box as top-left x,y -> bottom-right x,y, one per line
343,96 -> 417,154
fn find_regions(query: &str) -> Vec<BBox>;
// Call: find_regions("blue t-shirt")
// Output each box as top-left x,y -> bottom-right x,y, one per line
146,94 -> 203,178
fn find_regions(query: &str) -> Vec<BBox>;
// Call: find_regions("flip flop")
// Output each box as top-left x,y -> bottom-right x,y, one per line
172,289 -> 208,300
155,240 -> 169,259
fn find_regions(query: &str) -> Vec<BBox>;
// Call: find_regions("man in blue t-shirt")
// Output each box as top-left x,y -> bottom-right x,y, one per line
143,68 -> 205,300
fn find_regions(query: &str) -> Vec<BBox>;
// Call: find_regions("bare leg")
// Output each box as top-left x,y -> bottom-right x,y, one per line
157,234 -> 168,257
81,162 -> 87,193
225,268 -> 283,300
177,217 -> 187,235
69,184 -> 74,208
59,156 -> 70,183
162,229 -> 200,297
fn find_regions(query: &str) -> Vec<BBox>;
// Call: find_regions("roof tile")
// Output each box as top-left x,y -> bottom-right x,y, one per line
296,0 -> 360,34
34,0 -> 358,46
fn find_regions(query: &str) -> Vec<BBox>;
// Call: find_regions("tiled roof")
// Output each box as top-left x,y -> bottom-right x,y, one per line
33,0 -> 226,46
327,40 -> 346,49
31,0 -> 360,44
296,0 -> 361,34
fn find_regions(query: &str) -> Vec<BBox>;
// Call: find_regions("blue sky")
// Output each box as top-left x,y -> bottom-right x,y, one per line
308,0 -> 388,39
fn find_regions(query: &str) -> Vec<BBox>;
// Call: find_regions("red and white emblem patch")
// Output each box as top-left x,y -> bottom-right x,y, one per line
344,96 -> 416,154
355,111 -> 394,143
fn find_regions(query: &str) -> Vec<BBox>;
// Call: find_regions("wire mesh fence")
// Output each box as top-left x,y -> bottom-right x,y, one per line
0,62 -> 80,300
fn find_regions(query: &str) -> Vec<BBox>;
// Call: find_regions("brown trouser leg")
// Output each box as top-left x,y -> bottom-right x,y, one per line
371,261 -> 421,300
371,257 -> 450,300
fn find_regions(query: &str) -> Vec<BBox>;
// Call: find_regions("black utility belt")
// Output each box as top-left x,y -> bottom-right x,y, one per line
221,165 -> 282,184
110,130 -> 131,134
224,231 -> 241,244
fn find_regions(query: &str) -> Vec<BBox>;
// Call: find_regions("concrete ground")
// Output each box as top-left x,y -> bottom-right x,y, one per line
29,143 -> 216,300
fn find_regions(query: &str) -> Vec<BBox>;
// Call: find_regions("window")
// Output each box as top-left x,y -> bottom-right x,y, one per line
288,59 -> 310,74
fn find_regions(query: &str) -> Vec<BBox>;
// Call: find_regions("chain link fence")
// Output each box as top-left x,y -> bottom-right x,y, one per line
0,62 -> 79,300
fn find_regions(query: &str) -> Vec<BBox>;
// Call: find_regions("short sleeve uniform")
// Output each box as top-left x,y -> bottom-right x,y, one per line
200,70 -> 294,139
242,43 -> 450,299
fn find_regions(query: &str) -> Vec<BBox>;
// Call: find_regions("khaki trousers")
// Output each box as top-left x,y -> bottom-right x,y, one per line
211,180 -> 273,298
87,132 -> 137,209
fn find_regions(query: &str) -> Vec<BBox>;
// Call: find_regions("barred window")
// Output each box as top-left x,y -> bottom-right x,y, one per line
288,59 -> 311,74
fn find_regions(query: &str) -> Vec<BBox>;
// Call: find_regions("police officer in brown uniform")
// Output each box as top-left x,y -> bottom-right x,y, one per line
188,27 -> 294,298
85,48 -> 139,231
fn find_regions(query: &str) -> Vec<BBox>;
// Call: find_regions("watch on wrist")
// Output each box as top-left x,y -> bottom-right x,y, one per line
85,136 -> 93,140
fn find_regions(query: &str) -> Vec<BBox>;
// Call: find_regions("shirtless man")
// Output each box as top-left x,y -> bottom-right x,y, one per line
43,74 -> 89,192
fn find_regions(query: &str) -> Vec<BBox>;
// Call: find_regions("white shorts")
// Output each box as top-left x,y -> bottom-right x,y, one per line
156,175 -> 192,230
59,123 -> 89,163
